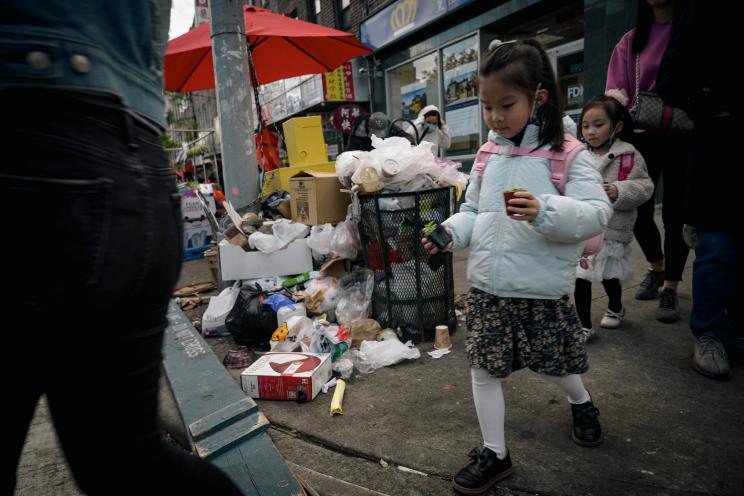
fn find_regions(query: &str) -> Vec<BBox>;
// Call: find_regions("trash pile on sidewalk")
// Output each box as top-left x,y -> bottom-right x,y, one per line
179,133 -> 466,405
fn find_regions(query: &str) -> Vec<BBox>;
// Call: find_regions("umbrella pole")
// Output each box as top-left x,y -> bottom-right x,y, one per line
209,0 -> 259,211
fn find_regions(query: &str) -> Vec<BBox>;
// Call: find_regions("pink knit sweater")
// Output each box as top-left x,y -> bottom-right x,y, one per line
605,22 -> 673,109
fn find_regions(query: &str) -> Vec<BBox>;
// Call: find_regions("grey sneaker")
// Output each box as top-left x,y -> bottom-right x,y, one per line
691,336 -> 732,379
635,269 -> 664,300
656,288 -> 680,323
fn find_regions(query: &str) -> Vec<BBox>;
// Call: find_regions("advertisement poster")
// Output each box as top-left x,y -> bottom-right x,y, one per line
400,81 -> 427,120
444,61 -> 477,106
444,100 -> 479,139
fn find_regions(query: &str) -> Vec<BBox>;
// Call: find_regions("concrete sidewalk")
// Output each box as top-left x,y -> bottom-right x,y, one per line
17,222 -> 744,495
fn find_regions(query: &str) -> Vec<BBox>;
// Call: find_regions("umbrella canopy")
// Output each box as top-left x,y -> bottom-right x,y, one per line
165,5 -> 373,92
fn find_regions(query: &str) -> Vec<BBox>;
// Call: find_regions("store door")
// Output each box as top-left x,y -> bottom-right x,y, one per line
547,39 -> 584,121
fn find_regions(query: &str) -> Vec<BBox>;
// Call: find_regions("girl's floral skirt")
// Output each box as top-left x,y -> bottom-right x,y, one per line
466,288 -> 589,378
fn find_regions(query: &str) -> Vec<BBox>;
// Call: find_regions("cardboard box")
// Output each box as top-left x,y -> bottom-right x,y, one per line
180,189 -> 216,220
289,171 -> 350,225
241,352 -> 332,401
219,238 -> 312,280
184,218 -> 212,249
261,162 -> 336,196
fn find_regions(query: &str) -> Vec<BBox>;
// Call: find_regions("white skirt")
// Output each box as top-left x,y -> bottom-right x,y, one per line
576,239 -> 632,283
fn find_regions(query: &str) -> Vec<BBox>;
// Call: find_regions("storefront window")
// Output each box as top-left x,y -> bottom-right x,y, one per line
441,35 -> 480,157
387,52 -> 438,125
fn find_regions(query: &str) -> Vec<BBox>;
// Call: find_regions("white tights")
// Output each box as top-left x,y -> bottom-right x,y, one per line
471,367 -> 590,458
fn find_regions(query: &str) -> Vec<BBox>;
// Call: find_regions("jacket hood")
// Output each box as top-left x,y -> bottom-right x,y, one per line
414,104 -> 442,125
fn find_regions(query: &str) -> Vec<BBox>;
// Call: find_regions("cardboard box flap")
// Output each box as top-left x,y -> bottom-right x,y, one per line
289,170 -> 340,181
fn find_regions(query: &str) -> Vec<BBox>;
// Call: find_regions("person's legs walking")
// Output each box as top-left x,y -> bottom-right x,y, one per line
657,137 -> 691,323
574,278 -> 595,339
599,278 -> 625,329
1,91 -> 242,494
689,229 -> 737,379
452,368 -> 513,494
544,374 -> 602,447
633,134 -> 665,300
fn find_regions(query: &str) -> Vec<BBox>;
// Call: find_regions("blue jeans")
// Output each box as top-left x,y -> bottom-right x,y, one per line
0,89 -> 241,494
690,229 -> 742,344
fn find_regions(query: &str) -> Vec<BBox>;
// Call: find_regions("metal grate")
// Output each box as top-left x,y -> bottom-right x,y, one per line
357,187 -> 457,343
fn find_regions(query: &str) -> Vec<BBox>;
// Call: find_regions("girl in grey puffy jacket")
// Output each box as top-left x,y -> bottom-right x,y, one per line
574,95 -> 653,336
422,40 -> 612,494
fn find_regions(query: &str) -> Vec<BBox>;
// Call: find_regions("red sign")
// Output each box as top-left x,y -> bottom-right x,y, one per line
330,103 -> 366,134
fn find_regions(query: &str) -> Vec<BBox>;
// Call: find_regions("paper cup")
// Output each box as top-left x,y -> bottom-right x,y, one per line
434,325 -> 452,350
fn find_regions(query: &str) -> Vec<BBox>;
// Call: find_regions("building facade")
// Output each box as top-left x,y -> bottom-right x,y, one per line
260,0 -> 637,165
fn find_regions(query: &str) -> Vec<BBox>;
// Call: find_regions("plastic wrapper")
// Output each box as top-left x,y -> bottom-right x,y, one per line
332,354 -> 354,379
330,220 -> 360,260
335,268 -> 374,326
304,277 -> 340,320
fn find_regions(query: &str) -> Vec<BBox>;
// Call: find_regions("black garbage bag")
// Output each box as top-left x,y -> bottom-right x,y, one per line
225,285 -> 277,350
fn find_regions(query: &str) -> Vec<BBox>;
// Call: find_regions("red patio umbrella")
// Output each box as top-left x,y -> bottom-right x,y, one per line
165,5 -> 373,92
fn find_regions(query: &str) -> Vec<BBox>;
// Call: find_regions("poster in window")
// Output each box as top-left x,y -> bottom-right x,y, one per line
400,81 -> 427,120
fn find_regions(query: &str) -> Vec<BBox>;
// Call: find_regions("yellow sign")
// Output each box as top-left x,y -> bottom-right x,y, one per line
391,0 -> 416,32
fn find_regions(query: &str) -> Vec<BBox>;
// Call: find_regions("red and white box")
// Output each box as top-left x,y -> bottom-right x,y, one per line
240,352 -> 332,401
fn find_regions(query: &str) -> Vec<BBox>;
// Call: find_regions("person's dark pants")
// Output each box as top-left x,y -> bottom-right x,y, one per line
0,90 -> 242,495
632,132 -> 690,281
574,278 -> 623,328
690,229 -> 742,343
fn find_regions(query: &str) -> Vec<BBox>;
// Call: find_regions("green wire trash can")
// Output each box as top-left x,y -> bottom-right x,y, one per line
357,186 -> 457,343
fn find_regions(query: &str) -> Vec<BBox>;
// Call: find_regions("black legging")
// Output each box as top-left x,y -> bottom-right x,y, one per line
632,132 -> 690,281
574,278 -> 623,329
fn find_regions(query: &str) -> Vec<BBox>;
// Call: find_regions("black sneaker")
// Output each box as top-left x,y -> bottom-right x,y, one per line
571,400 -> 603,447
635,269 -> 664,300
656,288 -> 680,323
452,447 -> 513,495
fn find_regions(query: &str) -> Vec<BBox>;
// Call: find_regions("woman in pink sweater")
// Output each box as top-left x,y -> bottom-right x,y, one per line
605,0 -> 689,325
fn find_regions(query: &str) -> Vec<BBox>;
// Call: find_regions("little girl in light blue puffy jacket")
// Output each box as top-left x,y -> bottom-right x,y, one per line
421,39 -> 611,495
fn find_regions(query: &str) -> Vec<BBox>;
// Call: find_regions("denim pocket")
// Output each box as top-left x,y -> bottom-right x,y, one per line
1,174 -> 113,303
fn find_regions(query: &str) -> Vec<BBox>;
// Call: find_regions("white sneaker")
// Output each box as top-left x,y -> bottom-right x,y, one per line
581,327 -> 597,342
600,308 -> 625,329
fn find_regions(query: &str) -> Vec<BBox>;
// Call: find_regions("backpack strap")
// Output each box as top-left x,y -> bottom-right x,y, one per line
475,133 -> 585,196
617,153 -> 636,181
549,134 -> 586,195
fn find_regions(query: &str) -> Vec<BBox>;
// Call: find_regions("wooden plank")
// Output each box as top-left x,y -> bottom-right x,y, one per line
162,301 -> 303,495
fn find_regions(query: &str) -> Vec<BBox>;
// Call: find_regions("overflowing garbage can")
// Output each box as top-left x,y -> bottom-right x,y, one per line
357,186 -> 457,343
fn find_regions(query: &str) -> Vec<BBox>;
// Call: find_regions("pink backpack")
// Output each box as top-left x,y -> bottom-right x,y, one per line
474,134 -> 604,268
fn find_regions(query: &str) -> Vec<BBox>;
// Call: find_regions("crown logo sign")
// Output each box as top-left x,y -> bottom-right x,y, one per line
390,0 -> 417,32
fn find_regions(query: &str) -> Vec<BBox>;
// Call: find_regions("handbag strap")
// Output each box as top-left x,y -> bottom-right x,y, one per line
632,53 -> 640,111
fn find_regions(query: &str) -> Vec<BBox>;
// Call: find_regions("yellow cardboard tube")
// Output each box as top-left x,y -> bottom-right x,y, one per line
330,379 -> 346,416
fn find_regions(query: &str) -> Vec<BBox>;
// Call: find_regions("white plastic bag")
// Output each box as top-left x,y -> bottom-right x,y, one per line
307,223 -> 334,262
272,219 -> 310,246
330,220 -> 360,260
351,335 -> 420,373
201,282 -> 241,336
248,231 -> 283,253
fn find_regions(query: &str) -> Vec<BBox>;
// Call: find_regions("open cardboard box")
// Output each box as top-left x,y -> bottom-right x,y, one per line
218,238 -> 312,281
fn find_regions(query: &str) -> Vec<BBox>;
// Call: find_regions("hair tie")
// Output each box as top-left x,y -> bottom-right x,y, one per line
488,39 -> 517,51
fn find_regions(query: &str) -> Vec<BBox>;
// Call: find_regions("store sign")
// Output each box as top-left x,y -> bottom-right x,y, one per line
360,0 -> 475,50
330,104 -> 365,134
323,62 -> 355,101
194,0 -> 210,25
